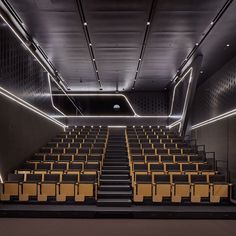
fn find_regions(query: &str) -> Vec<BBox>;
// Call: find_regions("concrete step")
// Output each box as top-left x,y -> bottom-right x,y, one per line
100,174 -> 130,180
97,198 -> 132,207
98,190 -> 132,198
100,179 -> 131,185
99,185 -> 131,191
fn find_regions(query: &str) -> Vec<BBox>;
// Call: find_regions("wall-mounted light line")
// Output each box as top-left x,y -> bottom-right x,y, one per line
0,86 -> 66,128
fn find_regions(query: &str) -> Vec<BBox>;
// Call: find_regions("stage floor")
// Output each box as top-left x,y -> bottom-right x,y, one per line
0,203 -> 236,219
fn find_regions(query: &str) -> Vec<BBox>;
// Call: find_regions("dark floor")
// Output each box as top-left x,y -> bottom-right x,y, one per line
0,203 -> 236,219
0,218 -> 236,236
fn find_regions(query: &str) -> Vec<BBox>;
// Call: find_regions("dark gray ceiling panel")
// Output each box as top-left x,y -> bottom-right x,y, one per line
8,0 -> 233,92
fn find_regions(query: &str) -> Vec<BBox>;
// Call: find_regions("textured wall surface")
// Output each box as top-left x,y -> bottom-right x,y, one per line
126,91 -> 168,116
192,56 -> 236,125
191,55 -> 236,182
0,93 -> 62,180
0,18 -> 61,116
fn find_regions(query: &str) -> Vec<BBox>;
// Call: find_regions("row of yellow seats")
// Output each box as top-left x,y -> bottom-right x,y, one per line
133,174 -> 231,203
0,173 -> 97,202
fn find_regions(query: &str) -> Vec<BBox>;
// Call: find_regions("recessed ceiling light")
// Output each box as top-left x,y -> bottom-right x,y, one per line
139,58 -> 141,61
89,43 -> 92,46
164,88 -> 167,90
195,43 -> 199,46
96,70 -> 98,73
93,58 -> 95,61
200,71 -> 203,74
84,22 -> 87,26
226,44 -> 230,47
147,22 -> 150,25
210,21 -> 214,25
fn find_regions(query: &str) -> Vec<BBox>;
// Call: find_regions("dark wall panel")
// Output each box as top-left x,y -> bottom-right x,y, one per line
191,116 -> 236,181
57,117 -> 168,126
191,55 -> 236,182
0,93 -> 62,180
0,18 -> 61,116
192,56 -> 236,125
126,92 -> 168,116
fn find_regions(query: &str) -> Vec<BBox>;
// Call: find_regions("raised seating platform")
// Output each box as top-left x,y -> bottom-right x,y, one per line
0,125 -> 232,207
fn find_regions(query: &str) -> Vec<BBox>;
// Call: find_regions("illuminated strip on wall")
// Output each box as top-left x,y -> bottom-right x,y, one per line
52,115 -> 172,118
48,74 -> 66,116
177,68 -> 193,132
0,13 -> 83,115
0,173 -> 3,183
192,108 -> 236,130
52,93 -> 181,118
169,67 -> 193,116
0,86 -> 67,128
167,67 -> 193,131
167,119 -> 181,129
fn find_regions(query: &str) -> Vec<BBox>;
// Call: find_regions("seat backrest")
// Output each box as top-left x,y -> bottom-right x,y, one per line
8,173 -> 24,182
182,164 -> 197,171
26,174 -> 42,182
132,155 -> 145,161
191,175 -> 207,183
79,174 -> 96,182
133,164 -> 148,171
62,174 -> 78,182
69,163 -> 83,170
166,164 -> 180,171
84,163 -> 99,170
150,164 -> 164,171
172,174 -> 189,183
154,174 -> 170,183
209,175 -> 226,183
60,154 -> 73,161
44,174 -> 60,182
37,163 -> 51,170
53,163 -> 67,170
74,155 -> 87,162
136,174 -> 152,183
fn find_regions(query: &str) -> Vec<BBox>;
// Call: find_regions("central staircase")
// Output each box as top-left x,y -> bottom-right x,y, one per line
97,128 -> 132,207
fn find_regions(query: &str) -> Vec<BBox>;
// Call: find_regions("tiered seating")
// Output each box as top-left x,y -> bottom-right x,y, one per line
126,126 -> 230,203
0,126 -> 108,202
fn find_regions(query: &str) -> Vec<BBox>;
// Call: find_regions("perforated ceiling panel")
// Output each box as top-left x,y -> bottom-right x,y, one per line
192,55 -> 236,125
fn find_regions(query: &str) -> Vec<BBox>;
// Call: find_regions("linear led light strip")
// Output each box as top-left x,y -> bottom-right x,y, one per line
192,108 -> 236,130
167,119 -> 181,129
0,173 -> 3,183
0,86 -> 67,128
51,93 -> 181,119
108,126 -> 127,128
167,68 -> 193,131
0,13 -> 82,115
169,67 -> 193,116
48,74 -> 66,116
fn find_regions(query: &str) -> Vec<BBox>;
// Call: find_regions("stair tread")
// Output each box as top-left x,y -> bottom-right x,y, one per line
100,185 -> 131,188
97,199 -> 132,203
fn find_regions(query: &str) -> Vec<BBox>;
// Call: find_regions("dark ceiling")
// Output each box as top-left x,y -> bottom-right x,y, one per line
8,0 -> 235,92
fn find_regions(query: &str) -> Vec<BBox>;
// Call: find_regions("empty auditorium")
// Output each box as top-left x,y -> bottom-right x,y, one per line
0,0 -> 236,235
